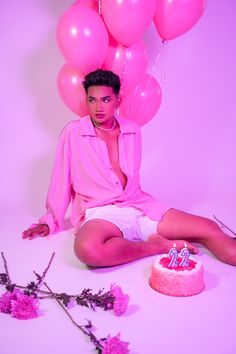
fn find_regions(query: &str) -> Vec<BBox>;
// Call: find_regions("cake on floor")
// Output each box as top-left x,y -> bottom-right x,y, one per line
149,255 -> 205,297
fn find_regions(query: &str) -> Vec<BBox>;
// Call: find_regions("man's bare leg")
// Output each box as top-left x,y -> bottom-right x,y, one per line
157,209 -> 236,266
74,219 -> 197,267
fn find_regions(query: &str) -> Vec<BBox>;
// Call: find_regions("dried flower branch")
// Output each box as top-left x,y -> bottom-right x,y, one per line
213,215 -> 236,237
0,252 -> 130,352
0,253 -> 129,315
24,252 -> 56,297
1,252 -> 12,286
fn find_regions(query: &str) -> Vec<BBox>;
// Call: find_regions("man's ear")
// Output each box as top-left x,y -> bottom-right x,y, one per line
116,94 -> 122,108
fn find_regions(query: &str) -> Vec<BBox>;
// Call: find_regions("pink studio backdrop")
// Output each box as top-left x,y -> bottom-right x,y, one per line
0,0 -> 235,229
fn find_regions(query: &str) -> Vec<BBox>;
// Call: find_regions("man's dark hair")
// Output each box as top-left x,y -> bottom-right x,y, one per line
82,69 -> 121,95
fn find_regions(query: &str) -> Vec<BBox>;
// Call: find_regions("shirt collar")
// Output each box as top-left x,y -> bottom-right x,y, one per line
78,115 -> 137,136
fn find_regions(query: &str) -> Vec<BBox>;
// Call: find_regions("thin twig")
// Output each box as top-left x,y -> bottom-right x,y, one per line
44,282 -> 87,335
34,252 -> 55,288
213,215 -> 236,236
1,252 -> 12,285
13,284 -> 74,297
37,295 -> 55,299
7,284 -> 110,304
44,282 -> 102,351
13,284 -> 50,294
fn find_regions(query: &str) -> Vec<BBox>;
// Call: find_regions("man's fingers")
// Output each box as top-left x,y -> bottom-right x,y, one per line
28,231 -> 44,240
22,229 -> 33,239
22,226 -> 42,239
40,232 -> 48,237
22,224 -> 49,240
36,229 -> 48,237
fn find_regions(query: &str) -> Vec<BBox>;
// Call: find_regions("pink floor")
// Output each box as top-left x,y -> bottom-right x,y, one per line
1,213 -> 236,354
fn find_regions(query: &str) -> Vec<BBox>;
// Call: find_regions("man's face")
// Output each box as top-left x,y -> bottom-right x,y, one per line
86,85 -> 121,124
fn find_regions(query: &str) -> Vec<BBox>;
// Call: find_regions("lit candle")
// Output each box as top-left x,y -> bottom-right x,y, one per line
179,243 -> 190,267
168,243 -> 179,267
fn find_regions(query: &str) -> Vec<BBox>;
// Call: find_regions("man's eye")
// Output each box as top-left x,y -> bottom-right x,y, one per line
103,99 -> 110,103
88,99 -> 95,103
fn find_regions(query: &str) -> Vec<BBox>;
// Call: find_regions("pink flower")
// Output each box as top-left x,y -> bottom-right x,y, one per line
0,289 -> 20,314
110,285 -> 129,316
10,290 -> 39,320
0,288 -> 39,320
101,333 -> 129,354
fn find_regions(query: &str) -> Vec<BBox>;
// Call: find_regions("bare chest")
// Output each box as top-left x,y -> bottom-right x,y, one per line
96,129 -> 127,189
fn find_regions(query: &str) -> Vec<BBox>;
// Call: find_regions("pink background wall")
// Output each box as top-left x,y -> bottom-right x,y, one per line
1,0 -> 235,230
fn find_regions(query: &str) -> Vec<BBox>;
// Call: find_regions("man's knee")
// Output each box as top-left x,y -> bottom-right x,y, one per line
74,230 -> 107,266
201,217 -> 222,239
74,219 -> 125,266
74,220 -> 123,266
204,218 -> 220,231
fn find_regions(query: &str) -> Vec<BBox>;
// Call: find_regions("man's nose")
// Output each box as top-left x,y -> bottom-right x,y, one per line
96,101 -> 103,111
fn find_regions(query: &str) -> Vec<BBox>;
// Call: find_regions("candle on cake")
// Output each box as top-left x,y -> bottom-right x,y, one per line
168,242 -> 178,268
179,243 -> 190,267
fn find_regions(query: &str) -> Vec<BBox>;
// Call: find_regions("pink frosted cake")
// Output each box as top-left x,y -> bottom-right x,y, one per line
149,255 -> 205,297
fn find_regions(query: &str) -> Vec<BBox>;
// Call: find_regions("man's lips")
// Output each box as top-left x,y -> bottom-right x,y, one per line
95,114 -> 105,119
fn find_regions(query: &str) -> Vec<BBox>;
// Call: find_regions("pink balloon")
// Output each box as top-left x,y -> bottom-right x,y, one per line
120,74 -> 162,126
56,6 -> 109,73
57,63 -> 88,117
154,0 -> 207,40
72,0 -> 99,12
103,39 -> 148,95
102,0 -> 156,46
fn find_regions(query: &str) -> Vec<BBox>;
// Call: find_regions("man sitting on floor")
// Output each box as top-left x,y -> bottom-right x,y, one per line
22,69 -> 236,267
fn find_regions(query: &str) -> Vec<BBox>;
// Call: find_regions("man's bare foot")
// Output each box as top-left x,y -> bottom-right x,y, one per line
147,233 -> 199,254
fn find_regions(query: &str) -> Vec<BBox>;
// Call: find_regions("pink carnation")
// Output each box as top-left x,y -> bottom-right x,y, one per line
11,290 -> 39,320
0,288 -> 39,320
101,333 -> 129,354
110,285 -> 129,316
0,289 -> 20,314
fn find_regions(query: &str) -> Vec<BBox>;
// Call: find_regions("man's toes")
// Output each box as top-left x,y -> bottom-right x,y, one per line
188,243 -> 199,254
176,241 -> 199,254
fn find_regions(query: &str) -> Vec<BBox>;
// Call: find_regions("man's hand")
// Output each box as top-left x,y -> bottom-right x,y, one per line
22,223 -> 50,239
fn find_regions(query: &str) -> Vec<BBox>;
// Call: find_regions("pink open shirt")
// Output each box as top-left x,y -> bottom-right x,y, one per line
39,115 -> 169,234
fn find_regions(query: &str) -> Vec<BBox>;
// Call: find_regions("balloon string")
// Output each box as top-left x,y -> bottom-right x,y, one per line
121,46 -> 140,118
161,40 -> 168,86
120,46 -> 127,92
125,40 -> 169,120
117,46 -> 127,117
120,40 -> 168,121
129,84 -> 140,117
98,0 -> 102,15
151,39 -> 168,87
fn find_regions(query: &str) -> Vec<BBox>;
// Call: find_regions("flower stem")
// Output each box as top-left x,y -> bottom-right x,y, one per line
1,252 -> 12,286
43,282 -> 102,351
11,284 -> 113,309
44,282 -> 88,334
34,252 -> 55,288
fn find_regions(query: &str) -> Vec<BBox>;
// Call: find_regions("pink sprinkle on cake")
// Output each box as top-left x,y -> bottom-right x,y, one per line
149,255 -> 205,297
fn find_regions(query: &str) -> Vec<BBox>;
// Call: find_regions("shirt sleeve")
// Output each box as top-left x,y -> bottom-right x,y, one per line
39,127 -> 72,234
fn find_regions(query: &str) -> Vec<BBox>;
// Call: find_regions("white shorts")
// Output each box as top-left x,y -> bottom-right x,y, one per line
81,204 -> 158,241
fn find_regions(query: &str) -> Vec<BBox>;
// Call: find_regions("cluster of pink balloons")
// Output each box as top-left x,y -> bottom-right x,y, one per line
56,0 -> 207,125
